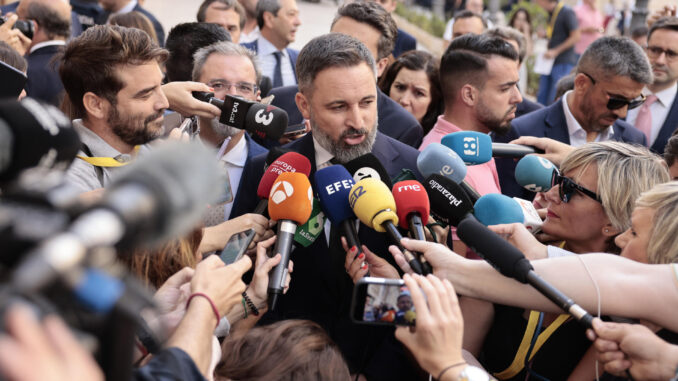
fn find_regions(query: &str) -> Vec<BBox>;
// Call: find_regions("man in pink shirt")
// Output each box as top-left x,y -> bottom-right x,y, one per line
574,0 -> 604,56
420,33 -> 522,257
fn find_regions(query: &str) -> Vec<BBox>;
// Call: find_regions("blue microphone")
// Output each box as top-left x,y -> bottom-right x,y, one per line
515,155 -> 560,193
417,143 -> 480,203
473,193 -> 524,226
314,166 -> 362,257
441,131 -> 493,165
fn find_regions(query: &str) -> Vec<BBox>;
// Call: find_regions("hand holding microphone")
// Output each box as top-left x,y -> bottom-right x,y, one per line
441,131 -> 543,163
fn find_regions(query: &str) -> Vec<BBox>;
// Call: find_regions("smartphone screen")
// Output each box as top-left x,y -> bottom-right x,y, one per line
219,229 -> 255,264
351,277 -> 417,326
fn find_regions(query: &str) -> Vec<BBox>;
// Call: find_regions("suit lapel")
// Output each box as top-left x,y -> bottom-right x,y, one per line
652,91 -> 678,152
543,99 -> 571,144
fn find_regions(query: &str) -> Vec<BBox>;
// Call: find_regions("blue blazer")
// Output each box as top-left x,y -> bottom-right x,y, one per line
227,133 -> 267,220
241,39 -> 299,83
26,45 -> 65,107
515,97 -> 543,118
264,85 -> 423,148
650,90 -> 678,154
231,132 -> 423,379
392,28 -> 417,58
494,97 -> 647,199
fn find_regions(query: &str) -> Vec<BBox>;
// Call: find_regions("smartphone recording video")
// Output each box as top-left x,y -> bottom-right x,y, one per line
351,277 -> 418,326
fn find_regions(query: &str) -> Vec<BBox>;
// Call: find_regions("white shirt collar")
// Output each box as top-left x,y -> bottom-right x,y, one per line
562,91 -> 614,146
312,135 -> 334,169
29,40 -> 66,54
219,134 -> 248,167
112,0 -> 137,15
258,35 -> 287,57
646,82 -> 678,107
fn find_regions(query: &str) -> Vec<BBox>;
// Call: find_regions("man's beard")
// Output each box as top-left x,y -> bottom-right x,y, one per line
108,105 -> 164,146
311,115 -> 378,164
209,118 -> 240,139
476,99 -> 515,135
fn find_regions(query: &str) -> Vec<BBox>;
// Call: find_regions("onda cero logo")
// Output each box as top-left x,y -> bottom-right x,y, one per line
270,180 -> 294,204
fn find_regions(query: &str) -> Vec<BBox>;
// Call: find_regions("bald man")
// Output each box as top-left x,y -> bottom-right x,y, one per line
17,0 -> 72,106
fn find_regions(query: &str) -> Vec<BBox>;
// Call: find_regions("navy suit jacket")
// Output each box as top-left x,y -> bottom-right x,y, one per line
1,3 -> 83,37
265,85 -> 423,148
515,97 -> 543,118
26,45 -> 65,107
133,5 -> 165,46
392,28 -> 417,58
650,89 -> 678,154
494,97 -> 647,199
231,132 -> 425,380
227,133 -> 267,220
241,39 -> 299,83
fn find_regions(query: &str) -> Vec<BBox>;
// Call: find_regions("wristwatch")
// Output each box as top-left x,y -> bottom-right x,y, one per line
457,365 -> 492,381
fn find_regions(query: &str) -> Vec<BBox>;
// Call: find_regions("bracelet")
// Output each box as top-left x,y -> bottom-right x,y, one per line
242,291 -> 260,316
437,361 -> 466,380
241,296 -> 248,319
186,292 -> 220,328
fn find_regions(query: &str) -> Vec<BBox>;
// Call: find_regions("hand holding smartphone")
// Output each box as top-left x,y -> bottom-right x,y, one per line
220,229 -> 256,264
351,277 -> 418,326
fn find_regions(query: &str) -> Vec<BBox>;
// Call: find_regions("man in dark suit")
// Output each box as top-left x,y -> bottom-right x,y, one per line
16,0 -> 72,106
240,0 -> 300,88
232,33 -> 424,381
2,1 -> 83,37
625,17 -> 678,155
98,0 -> 165,46
494,36 -> 651,199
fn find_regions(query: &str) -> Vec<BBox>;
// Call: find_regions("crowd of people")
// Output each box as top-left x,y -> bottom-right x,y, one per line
1,0 -> 678,380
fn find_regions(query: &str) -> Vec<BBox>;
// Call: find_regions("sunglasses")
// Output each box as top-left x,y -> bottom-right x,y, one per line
556,175 -> 602,204
580,72 -> 646,110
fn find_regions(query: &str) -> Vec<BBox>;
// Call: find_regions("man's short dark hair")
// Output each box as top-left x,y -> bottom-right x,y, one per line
485,26 -> 526,63
577,36 -> 652,85
25,2 -> 71,39
648,17 -> 678,40
165,22 -> 231,82
256,0 -> 282,30
197,0 -> 246,30
332,1 -> 397,61
630,25 -> 649,39
665,134 -> 678,168
454,10 -> 487,28
440,33 -> 518,102
59,25 -> 168,119
296,33 -> 376,95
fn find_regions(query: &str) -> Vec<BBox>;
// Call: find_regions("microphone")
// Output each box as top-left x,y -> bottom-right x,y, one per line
513,197 -> 544,234
192,91 -> 288,141
0,98 -> 81,184
423,174 -> 474,227
344,153 -> 393,189
267,171 -> 313,310
265,147 -> 292,168
349,178 -> 423,274
473,193 -> 524,226
441,131 -> 543,163
515,155 -> 560,193
253,152 -> 311,214
456,217 -> 594,328
314,166 -> 362,256
417,143 -> 481,203
12,140 -> 224,293
392,180 -> 432,274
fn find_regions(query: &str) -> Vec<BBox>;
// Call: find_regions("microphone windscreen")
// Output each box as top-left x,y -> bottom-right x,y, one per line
349,178 -> 397,232
257,152 -> 311,199
473,193 -> 524,226
266,147 -> 292,166
417,143 -> 467,184
245,103 -> 288,141
314,165 -> 356,224
268,172 -> 313,224
0,98 -> 81,183
108,141 -> 224,247
457,217 -> 533,283
424,174 -> 473,226
393,180 -> 429,229
515,155 -> 560,193
441,131 -> 492,165
344,153 -> 393,189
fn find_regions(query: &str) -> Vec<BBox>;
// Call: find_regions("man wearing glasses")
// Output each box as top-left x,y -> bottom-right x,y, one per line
192,41 -> 267,224
495,36 -> 650,200
626,17 -> 678,155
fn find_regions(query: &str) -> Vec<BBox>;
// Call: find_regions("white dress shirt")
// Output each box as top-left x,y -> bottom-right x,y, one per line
562,91 -> 615,147
257,36 -> 297,86
626,83 -> 678,146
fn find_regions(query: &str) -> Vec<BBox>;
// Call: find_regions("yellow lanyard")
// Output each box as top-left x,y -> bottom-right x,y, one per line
493,310 -> 571,379
546,2 -> 565,40
76,146 -> 140,167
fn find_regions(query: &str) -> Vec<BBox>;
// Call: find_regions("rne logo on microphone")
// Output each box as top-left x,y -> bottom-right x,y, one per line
349,185 -> 366,208
396,184 -> 421,193
462,136 -> 479,157
270,180 -> 294,204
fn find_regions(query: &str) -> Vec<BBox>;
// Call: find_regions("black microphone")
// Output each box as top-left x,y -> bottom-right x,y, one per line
192,91 -> 288,140
0,98 -> 81,185
492,143 -> 544,158
344,153 -> 393,189
456,218 -> 594,328
423,174 -> 475,227
11,141 -> 225,293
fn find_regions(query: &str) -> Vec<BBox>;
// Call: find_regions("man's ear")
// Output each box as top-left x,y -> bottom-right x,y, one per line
295,91 -> 311,120
263,11 -> 276,29
82,92 -> 109,120
573,73 -> 590,97
460,84 -> 477,106
376,57 -> 390,78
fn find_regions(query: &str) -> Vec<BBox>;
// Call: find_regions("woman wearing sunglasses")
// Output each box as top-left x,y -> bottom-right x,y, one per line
468,142 -> 669,381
